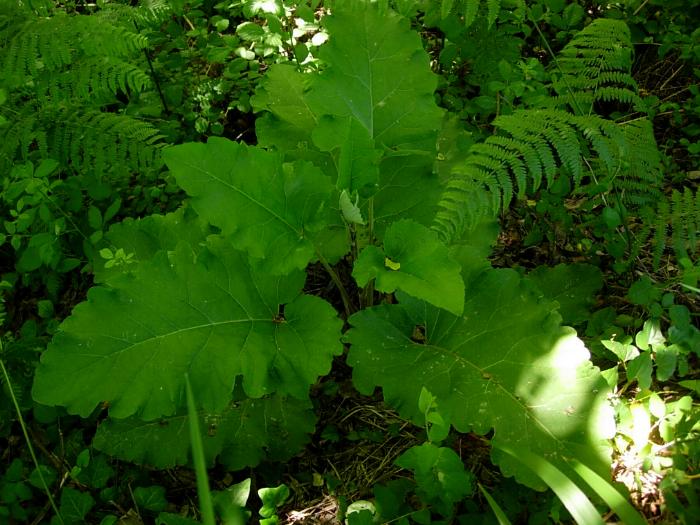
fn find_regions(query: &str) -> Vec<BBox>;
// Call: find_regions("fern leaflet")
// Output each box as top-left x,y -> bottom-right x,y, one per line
548,19 -> 642,115
433,109 -> 625,242
448,0 -> 501,28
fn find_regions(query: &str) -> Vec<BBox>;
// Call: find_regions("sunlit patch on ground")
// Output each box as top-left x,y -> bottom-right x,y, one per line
612,447 -> 665,519
284,495 -> 340,525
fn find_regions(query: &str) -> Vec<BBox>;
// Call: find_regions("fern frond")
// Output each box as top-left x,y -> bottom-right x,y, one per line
434,176 -> 494,241
486,0 -> 501,27
652,200 -> 669,269
670,189 -> 700,260
614,119 -> 663,208
41,58 -> 152,102
0,106 -> 164,176
441,0 -> 455,18
432,109 -> 627,242
489,136 -> 543,192
470,142 -> 528,197
455,0 -> 501,28
630,189 -> 700,269
548,19 -> 643,114
0,2 -> 164,178
58,110 -> 164,176
2,10 -> 150,97
463,0 -> 479,27
96,0 -> 172,27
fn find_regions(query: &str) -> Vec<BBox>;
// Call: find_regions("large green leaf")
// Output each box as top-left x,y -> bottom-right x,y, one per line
395,443 -> 474,511
371,154 -> 443,236
312,116 -> 382,195
251,1 -> 444,229
345,268 -> 612,487
308,2 -> 444,153
33,237 -> 343,419
163,138 -> 343,275
94,208 -> 209,283
526,263 -> 603,325
254,3 -> 443,155
93,395 -> 316,470
251,64 -> 317,152
353,219 -> 464,315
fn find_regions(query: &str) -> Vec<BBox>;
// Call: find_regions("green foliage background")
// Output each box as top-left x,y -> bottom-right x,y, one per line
1,0 -> 699,524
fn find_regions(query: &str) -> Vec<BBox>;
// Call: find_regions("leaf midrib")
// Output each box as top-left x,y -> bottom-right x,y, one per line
88,318 -> 273,359
183,160 -> 302,237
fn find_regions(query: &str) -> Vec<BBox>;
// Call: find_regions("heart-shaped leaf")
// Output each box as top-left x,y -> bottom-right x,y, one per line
346,268 -> 612,488
33,237 -> 343,419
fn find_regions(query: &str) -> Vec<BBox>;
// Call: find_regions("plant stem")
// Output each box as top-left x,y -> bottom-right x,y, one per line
184,374 -> 216,525
361,198 -> 376,308
632,0 -> 650,17
528,10 -> 585,116
133,20 -> 170,115
0,351 -> 63,524
284,6 -> 301,68
40,186 -> 88,241
317,252 -> 354,318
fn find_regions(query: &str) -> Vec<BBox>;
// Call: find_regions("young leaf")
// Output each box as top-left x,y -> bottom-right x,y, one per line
339,190 -> 365,225
353,219 -> 464,315
58,488 -> 94,524
93,396 -> 316,470
346,268 -> 612,488
94,208 -> 208,283
258,485 -> 290,519
133,486 -> 168,513
655,346 -> 677,381
33,238 -> 343,419
312,116 -> 381,195
88,206 -> 102,230
163,138 -> 338,275
627,353 -> 653,390
396,443 -> 474,509
213,477 -> 251,525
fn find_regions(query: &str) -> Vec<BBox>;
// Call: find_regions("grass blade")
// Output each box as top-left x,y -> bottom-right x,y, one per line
185,373 -> 216,525
494,444 -> 605,525
569,459 -> 648,525
0,354 -> 63,524
478,482 -> 512,525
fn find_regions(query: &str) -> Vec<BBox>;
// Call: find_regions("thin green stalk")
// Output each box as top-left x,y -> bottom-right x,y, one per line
317,252 -> 354,318
39,187 -> 88,241
0,349 -> 63,524
632,0 -> 650,17
568,459 -> 648,525
133,20 -> 169,115
184,373 -> 216,525
367,197 -> 375,248
361,198 -> 376,308
527,10 -> 585,116
361,277 -> 376,309
284,7 -> 301,68
478,483 -> 512,525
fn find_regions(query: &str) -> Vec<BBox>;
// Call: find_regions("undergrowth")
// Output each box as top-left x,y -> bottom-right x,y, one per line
1,1 -> 698,524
